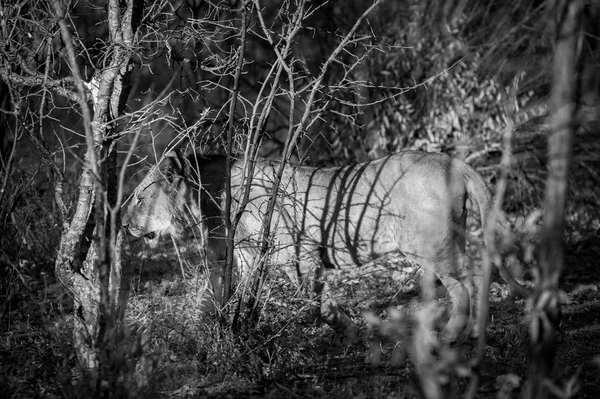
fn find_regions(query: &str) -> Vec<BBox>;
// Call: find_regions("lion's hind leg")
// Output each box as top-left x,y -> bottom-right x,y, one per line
300,251 -> 360,345
437,274 -> 471,344
435,260 -> 484,344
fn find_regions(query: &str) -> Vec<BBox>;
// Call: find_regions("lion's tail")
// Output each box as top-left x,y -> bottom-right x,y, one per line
464,167 -> 493,232
465,167 -> 531,298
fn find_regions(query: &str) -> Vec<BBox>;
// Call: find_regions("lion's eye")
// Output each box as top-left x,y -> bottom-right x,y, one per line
136,196 -> 144,205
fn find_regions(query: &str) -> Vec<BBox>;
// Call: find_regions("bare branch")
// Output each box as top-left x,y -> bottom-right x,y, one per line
52,0 -> 97,175
0,68 -> 86,103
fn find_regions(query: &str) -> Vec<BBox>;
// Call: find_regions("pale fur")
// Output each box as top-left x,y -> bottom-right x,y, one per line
124,150 -> 497,343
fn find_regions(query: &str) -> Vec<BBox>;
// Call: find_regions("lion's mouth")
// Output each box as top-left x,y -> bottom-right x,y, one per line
124,223 -> 172,248
126,225 -> 146,238
126,226 -> 159,247
142,231 -> 160,248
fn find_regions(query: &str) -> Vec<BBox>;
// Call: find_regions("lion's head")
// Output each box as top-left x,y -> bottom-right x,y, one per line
123,151 -> 198,248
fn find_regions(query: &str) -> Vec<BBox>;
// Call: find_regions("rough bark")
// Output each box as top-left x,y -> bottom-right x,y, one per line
52,0 -> 143,384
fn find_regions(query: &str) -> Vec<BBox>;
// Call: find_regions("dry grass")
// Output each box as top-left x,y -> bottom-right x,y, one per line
1,128 -> 600,398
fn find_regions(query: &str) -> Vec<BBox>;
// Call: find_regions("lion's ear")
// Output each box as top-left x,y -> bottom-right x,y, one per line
162,150 -> 192,182
162,151 -> 184,182
177,149 -> 191,178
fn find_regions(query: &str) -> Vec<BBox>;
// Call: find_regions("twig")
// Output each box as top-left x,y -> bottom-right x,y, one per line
0,68 -> 85,103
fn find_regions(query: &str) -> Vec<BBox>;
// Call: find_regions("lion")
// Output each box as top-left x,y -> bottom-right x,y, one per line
123,150 -> 523,344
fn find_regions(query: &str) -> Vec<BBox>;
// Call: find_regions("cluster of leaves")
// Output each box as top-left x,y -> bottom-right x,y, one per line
310,0 -> 548,163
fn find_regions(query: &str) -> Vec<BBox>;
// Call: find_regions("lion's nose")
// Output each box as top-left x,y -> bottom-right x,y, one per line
122,212 -> 131,228
144,232 -> 156,239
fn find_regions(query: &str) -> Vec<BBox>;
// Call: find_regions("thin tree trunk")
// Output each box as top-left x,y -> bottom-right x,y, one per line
526,0 -> 581,397
224,1 -> 248,305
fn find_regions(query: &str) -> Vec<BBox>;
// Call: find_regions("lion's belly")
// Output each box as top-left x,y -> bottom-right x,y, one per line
326,227 -> 399,268
265,224 -> 399,269
237,207 -> 401,269
266,199 -> 406,269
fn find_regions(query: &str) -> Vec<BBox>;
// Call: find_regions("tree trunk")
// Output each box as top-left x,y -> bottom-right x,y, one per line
52,0 -> 143,385
526,0 -> 581,397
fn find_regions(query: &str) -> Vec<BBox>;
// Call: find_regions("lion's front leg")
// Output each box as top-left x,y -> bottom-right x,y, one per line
209,264 -> 224,306
315,270 -> 360,345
